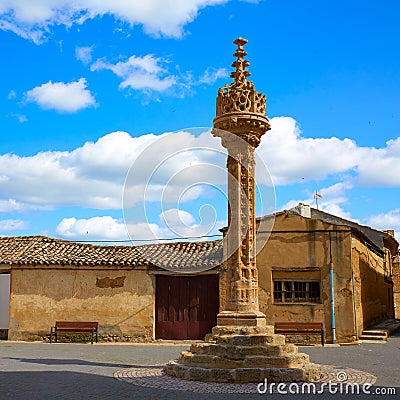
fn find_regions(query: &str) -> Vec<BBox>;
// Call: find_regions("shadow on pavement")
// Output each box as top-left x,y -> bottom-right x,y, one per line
4,357 -> 132,368
0,371 -> 261,400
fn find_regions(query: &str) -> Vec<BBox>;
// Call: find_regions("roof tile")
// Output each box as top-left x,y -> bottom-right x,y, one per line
0,236 -> 222,272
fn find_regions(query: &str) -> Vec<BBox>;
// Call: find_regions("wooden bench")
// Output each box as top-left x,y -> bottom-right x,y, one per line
274,322 -> 325,346
50,321 -> 98,344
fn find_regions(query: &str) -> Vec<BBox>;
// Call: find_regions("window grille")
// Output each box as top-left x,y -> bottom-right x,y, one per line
273,280 -> 321,303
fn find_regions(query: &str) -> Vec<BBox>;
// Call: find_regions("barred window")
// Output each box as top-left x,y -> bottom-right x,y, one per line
273,281 -> 321,303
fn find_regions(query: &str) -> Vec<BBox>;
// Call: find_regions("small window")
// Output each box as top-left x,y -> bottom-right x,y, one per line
284,281 -> 292,301
309,281 -> 321,303
273,280 -> 321,303
294,281 -> 307,301
274,281 -> 283,302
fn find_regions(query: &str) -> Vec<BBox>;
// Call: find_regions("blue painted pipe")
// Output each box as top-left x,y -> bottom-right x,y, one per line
330,264 -> 337,344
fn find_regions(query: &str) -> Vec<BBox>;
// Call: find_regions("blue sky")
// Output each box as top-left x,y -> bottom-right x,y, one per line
1,0 -> 400,242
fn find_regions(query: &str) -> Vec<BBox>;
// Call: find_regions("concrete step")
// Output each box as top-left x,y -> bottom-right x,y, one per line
360,330 -> 388,338
359,334 -> 387,341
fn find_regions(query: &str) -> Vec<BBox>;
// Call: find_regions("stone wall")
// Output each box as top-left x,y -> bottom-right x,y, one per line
8,266 -> 154,341
392,250 -> 400,318
352,237 -> 394,333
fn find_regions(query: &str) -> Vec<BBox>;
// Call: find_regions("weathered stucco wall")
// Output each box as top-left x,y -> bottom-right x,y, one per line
219,213 -> 358,343
0,273 -> 10,330
393,258 -> 400,319
255,213 -> 356,343
352,238 -> 394,333
9,267 -> 154,341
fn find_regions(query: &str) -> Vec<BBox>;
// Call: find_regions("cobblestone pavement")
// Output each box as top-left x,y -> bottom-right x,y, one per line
114,364 -> 376,393
0,333 -> 399,400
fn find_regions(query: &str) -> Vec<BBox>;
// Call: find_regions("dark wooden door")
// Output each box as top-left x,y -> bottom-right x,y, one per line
155,274 -> 219,340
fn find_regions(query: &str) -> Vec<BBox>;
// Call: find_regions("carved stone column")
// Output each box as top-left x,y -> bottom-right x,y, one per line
212,37 -> 270,327
165,39 -> 321,383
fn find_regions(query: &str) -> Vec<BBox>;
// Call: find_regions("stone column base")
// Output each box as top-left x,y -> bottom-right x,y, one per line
165,359 -> 321,383
217,311 -> 267,328
165,326 -> 322,383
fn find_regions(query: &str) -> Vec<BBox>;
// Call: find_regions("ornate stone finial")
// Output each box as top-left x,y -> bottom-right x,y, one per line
230,38 -> 251,86
213,37 -> 270,147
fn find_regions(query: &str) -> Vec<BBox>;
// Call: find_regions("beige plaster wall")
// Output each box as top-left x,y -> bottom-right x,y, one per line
218,213 -> 358,343
393,260 -> 400,319
0,273 -> 10,330
254,213 -> 356,343
9,267 -> 154,341
352,238 -> 394,333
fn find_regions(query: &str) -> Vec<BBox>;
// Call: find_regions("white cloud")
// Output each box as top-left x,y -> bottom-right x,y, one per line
56,216 -> 128,240
7,90 -> 16,99
0,199 -> 23,213
91,55 -> 176,92
0,129 -> 223,212
122,129 -> 227,208
75,46 -> 94,65
0,18 -> 44,43
90,54 -> 228,96
258,117 -> 400,188
0,147 -> 122,210
258,117 -> 359,185
1,118 -> 400,218
198,67 -> 229,85
0,0 -> 228,43
6,113 -> 27,123
0,219 -> 28,231
25,78 -> 96,113
161,208 -> 195,227
0,198 -> 49,213
68,130 -> 167,182
356,138 -> 400,187
280,182 -> 354,220
316,182 -> 353,218
157,207 -> 224,239
366,209 -> 400,241
56,215 -> 171,242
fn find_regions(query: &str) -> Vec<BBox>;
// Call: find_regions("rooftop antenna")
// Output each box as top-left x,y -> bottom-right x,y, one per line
314,190 -> 322,210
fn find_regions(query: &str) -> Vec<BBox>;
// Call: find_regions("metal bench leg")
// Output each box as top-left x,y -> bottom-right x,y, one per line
91,328 -> 94,344
50,327 -> 57,344
321,328 -> 325,346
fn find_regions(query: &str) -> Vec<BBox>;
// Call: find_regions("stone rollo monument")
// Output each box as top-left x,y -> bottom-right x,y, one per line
165,38 -> 321,383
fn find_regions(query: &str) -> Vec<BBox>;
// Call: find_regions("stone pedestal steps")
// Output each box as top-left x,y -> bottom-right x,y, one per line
165,325 -> 321,383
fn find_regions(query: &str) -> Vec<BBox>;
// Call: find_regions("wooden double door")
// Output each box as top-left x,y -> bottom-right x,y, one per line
155,274 -> 219,340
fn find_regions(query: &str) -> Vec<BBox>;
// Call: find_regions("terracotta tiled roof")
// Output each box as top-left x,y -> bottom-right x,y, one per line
0,235 -> 222,272
137,240 -> 223,272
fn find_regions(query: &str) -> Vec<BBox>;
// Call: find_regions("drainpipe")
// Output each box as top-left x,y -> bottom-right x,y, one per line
329,232 -> 337,344
351,270 -> 358,340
